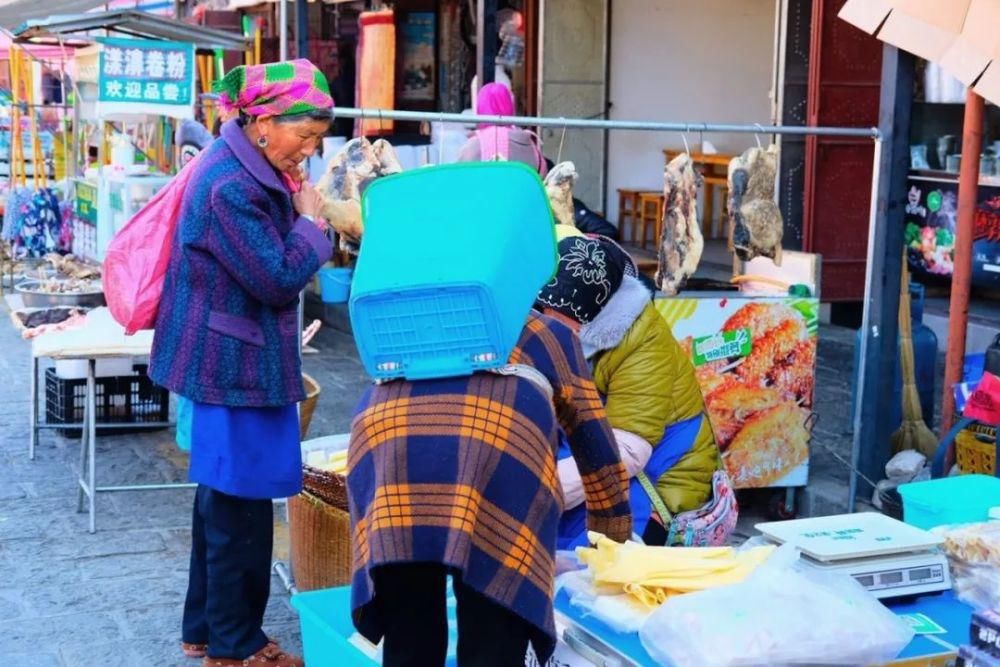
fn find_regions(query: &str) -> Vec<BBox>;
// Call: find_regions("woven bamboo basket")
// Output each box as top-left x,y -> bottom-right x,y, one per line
956,422 -> 997,475
298,373 -> 321,441
289,491 -> 352,592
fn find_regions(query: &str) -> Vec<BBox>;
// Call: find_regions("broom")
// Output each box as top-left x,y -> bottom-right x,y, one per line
890,256 -> 938,457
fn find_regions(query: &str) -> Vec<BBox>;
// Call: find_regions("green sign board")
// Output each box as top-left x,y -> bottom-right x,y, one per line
98,37 -> 194,106
691,328 -> 752,367
75,181 -> 97,226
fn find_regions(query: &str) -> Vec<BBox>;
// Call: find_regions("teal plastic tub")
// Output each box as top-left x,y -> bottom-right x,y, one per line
319,267 -> 353,304
292,585 -> 458,667
349,162 -> 556,381
898,474 -> 1000,529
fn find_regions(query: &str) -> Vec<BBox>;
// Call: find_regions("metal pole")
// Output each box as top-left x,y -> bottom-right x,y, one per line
331,106 -> 880,138
849,46 -> 914,509
296,0 -> 308,60
941,90 -> 985,436
849,135 -> 884,511
279,0 -> 289,61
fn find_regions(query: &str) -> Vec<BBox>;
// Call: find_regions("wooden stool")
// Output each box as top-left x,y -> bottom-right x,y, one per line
617,188 -> 642,242
637,192 -> 665,249
702,175 -> 729,239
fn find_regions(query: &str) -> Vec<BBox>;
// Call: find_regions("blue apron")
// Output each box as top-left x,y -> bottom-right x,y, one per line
556,413 -> 704,549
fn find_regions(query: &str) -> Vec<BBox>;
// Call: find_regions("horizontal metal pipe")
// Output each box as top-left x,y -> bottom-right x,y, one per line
333,107 -> 881,139
37,422 -> 173,430
95,483 -> 198,492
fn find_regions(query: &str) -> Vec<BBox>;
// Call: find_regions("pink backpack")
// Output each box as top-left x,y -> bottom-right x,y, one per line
103,153 -> 202,335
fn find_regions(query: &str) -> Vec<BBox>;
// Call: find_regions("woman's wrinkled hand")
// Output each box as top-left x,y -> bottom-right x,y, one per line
293,181 -> 325,220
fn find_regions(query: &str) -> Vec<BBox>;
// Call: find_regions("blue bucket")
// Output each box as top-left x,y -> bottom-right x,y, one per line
319,267 -> 353,304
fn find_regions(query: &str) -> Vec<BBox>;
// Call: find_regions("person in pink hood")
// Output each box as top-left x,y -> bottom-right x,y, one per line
457,82 -> 547,176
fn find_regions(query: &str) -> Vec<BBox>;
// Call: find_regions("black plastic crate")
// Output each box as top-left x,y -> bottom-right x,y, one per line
45,364 -> 170,437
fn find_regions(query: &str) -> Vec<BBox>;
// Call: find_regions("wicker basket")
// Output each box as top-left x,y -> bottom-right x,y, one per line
299,373 -> 321,441
302,463 -> 349,512
956,422 -> 997,475
288,491 -> 352,592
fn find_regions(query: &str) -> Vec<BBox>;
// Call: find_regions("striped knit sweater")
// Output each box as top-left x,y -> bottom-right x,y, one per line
149,120 -> 332,407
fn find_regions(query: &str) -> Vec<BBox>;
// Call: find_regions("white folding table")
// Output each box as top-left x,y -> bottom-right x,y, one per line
29,307 -> 192,533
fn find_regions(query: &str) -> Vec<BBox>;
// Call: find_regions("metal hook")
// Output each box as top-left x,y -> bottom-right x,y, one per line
378,109 -> 385,135
556,120 -> 568,164
754,123 -> 764,149
680,131 -> 690,155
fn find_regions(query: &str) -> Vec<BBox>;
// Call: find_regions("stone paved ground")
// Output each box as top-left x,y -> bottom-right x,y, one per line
0,302 -> 898,666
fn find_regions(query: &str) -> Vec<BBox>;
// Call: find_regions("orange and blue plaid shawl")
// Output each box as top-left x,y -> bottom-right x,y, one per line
348,312 -> 631,662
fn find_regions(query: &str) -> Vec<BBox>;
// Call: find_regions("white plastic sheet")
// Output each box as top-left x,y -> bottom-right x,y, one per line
638,545 -> 914,667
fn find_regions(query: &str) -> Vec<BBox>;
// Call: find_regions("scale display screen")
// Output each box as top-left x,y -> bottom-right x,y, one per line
853,565 -> 945,592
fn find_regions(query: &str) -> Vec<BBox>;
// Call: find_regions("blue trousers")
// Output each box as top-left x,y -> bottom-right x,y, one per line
182,485 -> 273,659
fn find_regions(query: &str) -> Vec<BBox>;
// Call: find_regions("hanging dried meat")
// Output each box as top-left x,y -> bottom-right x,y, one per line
656,153 -> 704,295
727,145 -> 783,264
316,137 -> 403,253
544,161 -> 578,228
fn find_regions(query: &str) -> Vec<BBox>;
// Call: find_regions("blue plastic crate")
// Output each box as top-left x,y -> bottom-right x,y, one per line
898,474 -> 1000,530
349,162 -> 556,381
292,584 -> 458,667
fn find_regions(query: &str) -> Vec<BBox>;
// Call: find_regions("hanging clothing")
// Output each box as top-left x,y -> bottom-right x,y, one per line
457,82 -> 546,175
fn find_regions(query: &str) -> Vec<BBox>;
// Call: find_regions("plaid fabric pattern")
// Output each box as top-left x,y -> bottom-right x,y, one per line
214,59 -> 333,118
349,313 -> 630,663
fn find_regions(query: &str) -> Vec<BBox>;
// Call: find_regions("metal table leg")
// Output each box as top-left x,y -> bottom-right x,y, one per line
28,356 -> 38,460
86,359 -> 97,534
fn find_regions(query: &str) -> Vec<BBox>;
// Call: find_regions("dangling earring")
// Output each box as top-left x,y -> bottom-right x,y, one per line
257,135 -> 268,149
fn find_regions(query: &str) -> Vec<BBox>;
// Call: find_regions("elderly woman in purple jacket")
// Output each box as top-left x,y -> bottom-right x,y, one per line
148,60 -> 334,667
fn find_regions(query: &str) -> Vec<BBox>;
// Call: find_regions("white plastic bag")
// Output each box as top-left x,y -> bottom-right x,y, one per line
638,545 -> 914,667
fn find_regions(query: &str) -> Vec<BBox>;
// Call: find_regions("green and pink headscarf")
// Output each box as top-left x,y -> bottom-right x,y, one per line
214,59 -> 334,117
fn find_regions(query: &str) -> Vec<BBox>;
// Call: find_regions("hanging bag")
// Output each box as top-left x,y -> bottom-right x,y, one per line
103,153 -> 202,335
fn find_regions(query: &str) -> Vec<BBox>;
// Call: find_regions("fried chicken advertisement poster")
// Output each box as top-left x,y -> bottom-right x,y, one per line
655,298 -> 818,488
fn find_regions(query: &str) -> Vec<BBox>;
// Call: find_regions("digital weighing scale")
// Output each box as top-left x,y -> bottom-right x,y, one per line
756,512 -> 952,600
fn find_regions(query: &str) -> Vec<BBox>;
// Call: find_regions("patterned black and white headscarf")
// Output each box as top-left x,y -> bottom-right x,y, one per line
536,235 -> 632,324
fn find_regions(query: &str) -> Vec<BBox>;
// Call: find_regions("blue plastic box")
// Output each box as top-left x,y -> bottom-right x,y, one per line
292,585 -> 458,667
349,162 -> 556,381
898,474 -> 1000,529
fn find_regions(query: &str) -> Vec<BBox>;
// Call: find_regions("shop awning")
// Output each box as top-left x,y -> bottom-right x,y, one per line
12,9 -> 251,52
0,0 -> 106,32
839,0 -> 1000,104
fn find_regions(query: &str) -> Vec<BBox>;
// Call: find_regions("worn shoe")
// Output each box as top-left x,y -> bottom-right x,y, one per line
184,638 -> 279,660
182,642 -> 208,658
201,643 -> 304,667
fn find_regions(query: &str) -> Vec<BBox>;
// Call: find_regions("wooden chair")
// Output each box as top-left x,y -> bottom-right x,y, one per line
617,188 -> 642,241
637,192 -> 665,249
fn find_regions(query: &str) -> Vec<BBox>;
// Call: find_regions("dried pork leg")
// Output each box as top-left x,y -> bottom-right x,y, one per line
372,139 -> 403,175
545,161 -> 578,228
317,137 -> 403,252
727,145 -> 783,264
656,153 -> 704,295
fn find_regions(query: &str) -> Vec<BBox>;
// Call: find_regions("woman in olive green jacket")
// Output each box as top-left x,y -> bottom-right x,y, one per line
539,233 -> 723,545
